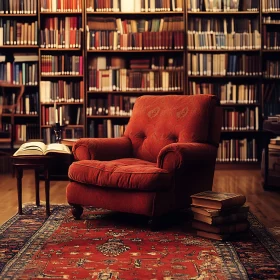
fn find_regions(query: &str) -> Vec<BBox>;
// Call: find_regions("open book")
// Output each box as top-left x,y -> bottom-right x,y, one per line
13,142 -> 71,156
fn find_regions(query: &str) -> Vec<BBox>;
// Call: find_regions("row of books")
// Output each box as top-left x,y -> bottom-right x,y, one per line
263,16 -> 280,24
264,60 -> 280,78
187,30 -> 261,50
263,29 -> 280,50
40,0 -> 82,12
41,55 -> 83,76
262,0 -> 280,11
88,56 -> 184,71
87,30 -> 184,50
63,127 -> 83,140
40,80 -> 84,103
188,18 -> 259,34
40,29 -> 83,49
0,62 -> 38,85
191,191 -> 249,241
0,20 -> 38,46
88,68 -> 184,92
86,96 -> 137,116
188,0 -> 258,12
41,105 -> 83,126
88,119 -> 127,139
88,17 -> 184,33
0,0 -> 37,14
14,123 -> 40,143
0,92 -> 38,115
188,82 -> 259,104
217,138 -> 258,162
86,0 -> 183,12
222,107 -> 259,131
187,53 -> 261,77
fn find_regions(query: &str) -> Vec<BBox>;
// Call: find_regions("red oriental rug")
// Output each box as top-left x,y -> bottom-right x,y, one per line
0,205 -> 280,279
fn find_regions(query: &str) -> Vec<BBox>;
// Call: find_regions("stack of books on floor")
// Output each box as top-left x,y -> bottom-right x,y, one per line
190,191 -> 250,241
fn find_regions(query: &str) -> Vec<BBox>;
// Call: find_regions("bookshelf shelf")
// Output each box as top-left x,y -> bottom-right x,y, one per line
0,14 -> 37,17
40,12 -> 83,15
87,50 -> 185,53
187,11 -> 259,15
0,46 -> 38,49
41,75 -> 84,78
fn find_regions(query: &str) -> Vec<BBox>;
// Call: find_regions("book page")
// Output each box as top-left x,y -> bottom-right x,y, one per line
45,143 -> 71,154
13,142 -> 46,156
20,142 -> 46,152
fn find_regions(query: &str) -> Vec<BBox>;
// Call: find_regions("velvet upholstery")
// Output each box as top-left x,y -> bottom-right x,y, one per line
66,94 -> 222,219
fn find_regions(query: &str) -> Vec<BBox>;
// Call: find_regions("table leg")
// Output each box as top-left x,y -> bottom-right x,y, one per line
44,168 -> 50,216
34,169 -> 40,206
15,167 -> 23,215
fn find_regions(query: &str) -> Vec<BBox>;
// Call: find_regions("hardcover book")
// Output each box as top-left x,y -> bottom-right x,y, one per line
192,211 -> 248,225
13,141 -> 71,156
191,204 -> 249,217
190,191 -> 246,210
192,220 -> 250,234
196,230 -> 249,241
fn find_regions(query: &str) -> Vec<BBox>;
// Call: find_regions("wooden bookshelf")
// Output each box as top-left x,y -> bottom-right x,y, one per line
186,0 -> 262,164
0,0 -> 279,168
0,3 -> 40,149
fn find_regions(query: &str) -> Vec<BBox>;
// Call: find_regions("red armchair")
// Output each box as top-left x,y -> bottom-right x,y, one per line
66,94 -> 222,224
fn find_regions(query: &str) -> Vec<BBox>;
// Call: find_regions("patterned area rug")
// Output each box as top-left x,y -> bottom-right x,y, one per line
0,204 -> 280,279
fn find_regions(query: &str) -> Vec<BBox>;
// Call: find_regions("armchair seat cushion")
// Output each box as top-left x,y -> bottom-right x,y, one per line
68,158 -> 172,191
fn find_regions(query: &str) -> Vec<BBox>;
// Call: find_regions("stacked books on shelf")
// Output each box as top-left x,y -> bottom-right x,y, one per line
190,191 -> 249,241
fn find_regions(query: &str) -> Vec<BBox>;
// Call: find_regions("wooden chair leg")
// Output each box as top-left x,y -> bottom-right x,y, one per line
71,204 -> 83,220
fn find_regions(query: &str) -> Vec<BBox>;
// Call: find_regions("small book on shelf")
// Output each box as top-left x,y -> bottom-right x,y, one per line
190,191 -> 246,210
13,142 -> 71,156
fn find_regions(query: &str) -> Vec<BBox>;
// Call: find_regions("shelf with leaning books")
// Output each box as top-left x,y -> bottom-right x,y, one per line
38,1 -> 85,143
0,52 -> 40,150
186,1 -> 262,165
85,3 -> 186,138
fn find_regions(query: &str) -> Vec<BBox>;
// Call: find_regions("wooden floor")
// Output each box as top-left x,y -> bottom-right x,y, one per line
0,168 -> 280,238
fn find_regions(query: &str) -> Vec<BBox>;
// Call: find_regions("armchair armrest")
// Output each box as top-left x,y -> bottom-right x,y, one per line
73,137 -> 133,161
157,143 -> 218,172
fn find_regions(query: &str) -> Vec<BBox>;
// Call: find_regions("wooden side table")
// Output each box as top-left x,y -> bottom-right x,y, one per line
11,155 -> 58,216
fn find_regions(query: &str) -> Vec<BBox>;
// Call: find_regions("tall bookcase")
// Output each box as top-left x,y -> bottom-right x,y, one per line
38,0 -> 85,143
186,0 -> 262,166
84,0 -> 185,138
0,0 -> 40,150
1,0 -> 280,169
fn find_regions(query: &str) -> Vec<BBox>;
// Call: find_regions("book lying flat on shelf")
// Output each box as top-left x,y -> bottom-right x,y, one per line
13,142 -> 71,156
190,191 -> 246,210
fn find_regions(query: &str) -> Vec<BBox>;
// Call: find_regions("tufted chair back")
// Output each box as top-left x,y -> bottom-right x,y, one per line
124,94 -> 220,163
